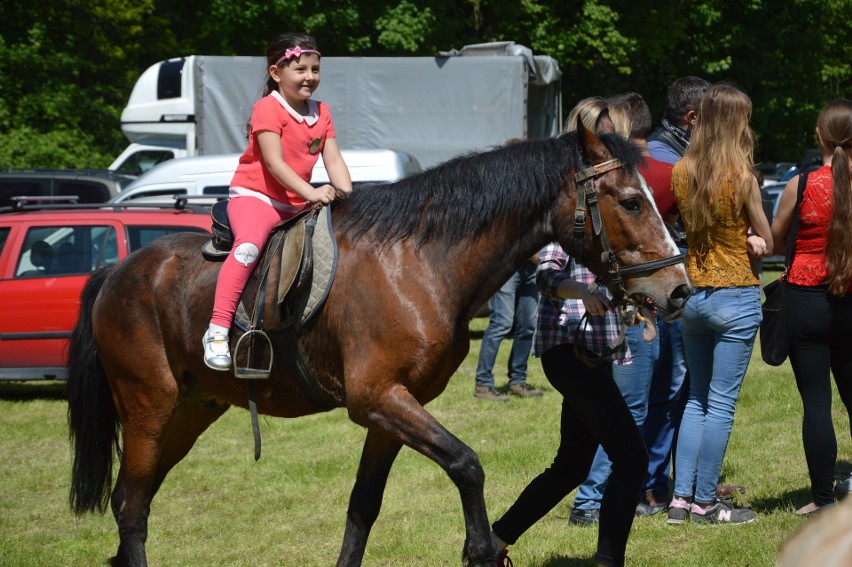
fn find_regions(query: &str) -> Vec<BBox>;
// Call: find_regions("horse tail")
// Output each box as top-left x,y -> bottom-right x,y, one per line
67,265 -> 119,515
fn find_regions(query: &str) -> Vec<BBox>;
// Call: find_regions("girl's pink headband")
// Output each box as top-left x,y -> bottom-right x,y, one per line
275,46 -> 321,67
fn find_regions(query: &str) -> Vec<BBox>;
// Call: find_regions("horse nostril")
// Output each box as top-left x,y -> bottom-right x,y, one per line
666,284 -> 692,316
671,284 -> 692,301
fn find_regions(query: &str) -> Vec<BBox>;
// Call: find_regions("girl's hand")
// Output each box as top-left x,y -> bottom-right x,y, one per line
746,235 -> 767,258
581,285 -> 611,317
308,183 -> 337,205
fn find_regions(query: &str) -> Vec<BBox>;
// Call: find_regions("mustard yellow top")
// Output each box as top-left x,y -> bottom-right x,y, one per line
671,162 -> 760,288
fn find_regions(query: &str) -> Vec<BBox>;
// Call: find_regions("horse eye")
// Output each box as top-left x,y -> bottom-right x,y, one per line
620,198 -> 641,212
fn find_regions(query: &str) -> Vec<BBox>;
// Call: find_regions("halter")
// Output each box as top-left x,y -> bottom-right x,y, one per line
572,158 -> 684,303
571,157 -> 685,366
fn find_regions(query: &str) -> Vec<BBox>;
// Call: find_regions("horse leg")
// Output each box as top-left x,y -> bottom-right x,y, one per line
110,390 -> 227,567
337,430 -> 402,567
110,431 -> 163,567
347,386 -> 495,567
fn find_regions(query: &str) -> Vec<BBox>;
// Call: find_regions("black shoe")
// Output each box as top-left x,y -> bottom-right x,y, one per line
836,475 -> 852,499
691,499 -> 756,525
569,507 -> 600,526
635,491 -> 668,517
667,497 -> 691,525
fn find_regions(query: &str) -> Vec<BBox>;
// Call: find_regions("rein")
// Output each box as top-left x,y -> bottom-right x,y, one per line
571,157 -> 684,367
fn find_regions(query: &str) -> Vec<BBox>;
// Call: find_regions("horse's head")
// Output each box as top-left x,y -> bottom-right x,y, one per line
557,115 -> 692,339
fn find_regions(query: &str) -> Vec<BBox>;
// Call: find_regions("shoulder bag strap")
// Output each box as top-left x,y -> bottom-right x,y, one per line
784,171 -> 809,271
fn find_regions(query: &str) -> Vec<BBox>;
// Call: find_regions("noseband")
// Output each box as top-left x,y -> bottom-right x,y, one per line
571,158 -> 684,306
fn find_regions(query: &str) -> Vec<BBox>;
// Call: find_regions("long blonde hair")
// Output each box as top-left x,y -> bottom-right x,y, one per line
818,99 -> 852,295
680,84 -> 755,233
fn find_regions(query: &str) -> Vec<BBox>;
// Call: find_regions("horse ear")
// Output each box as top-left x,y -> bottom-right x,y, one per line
578,112 -> 613,165
595,109 -> 615,135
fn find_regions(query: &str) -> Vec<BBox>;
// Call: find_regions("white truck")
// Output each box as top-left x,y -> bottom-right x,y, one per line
110,41 -> 562,174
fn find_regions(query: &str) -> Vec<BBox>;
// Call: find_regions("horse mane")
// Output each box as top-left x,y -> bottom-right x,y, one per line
334,132 -> 642,248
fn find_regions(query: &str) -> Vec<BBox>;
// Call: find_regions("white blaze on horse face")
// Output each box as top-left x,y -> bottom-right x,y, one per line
636,173 -> 680,258
233,243 -> 260,267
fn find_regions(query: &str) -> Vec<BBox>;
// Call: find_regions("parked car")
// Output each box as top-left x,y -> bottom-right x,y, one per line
0,168 -> 136,208
760,182 -> 787,268
778,149 -> 823,182
0,200 -> 212,381
108,149 -> 423,204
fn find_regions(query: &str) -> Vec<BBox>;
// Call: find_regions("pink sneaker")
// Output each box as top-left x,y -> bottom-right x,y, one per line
667,497 -> 692,525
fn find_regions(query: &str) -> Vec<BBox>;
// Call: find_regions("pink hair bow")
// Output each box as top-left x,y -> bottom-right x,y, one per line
276,47 -> 322,67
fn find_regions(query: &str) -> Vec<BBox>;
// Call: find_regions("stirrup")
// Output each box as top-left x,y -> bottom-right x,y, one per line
233,329 -> 273,379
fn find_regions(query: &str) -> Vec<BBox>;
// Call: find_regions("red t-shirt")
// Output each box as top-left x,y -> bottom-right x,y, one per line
230,93 -> 336,209
639,156 -> 677,219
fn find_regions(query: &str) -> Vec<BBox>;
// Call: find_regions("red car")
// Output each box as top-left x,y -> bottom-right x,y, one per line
0,199 -> 212,380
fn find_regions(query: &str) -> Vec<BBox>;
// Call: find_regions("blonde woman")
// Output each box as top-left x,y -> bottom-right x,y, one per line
668,84 -> 772,525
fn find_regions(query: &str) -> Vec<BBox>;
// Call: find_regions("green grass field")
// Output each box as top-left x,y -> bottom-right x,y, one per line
1,313 -> 849,566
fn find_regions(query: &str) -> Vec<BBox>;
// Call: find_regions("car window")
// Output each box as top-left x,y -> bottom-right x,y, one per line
56,181 -> 110,203
127,225 -> 209,251
0,227 -> 9,257
202,186 -> 229,195
15,225 -> 119,278
114,150 -> 176,176
0,181 -> 46,207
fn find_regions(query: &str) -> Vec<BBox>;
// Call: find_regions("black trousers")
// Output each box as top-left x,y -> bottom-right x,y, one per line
491,343 -> 647,567
787,284 -> 852,506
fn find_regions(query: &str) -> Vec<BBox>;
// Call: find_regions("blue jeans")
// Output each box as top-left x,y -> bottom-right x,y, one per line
673,286 -> 761,504
641,316 -> 688,495
573,323 -> 657,509
475,263 -> 538,388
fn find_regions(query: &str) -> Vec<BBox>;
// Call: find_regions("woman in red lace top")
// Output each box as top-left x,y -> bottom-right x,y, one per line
771,99 -> 852,516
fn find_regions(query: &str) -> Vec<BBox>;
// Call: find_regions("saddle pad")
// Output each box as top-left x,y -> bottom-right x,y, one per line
294,204 -> 338,327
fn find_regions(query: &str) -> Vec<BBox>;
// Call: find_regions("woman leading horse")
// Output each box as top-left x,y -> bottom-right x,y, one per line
67,118 -> 690,567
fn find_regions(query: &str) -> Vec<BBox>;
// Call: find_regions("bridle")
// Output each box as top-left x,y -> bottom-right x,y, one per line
572,157 -> 684,305
570,157 -> 685,366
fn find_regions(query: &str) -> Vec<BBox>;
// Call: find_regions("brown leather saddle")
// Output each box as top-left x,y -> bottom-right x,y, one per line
201,200 -> 337,388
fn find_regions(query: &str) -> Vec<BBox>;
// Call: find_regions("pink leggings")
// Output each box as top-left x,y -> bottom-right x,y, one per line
210,196 -> 295,328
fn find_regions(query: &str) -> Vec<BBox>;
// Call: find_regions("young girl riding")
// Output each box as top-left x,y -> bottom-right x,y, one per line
203,32 -> 352,370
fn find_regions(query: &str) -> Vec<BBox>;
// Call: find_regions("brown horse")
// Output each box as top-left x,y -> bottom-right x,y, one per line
67,122 -> 691,567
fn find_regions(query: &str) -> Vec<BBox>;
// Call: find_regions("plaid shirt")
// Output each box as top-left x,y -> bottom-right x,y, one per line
533,242 -> 630,364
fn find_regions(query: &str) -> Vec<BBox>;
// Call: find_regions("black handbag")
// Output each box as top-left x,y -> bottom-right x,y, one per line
760,172 -> 808,366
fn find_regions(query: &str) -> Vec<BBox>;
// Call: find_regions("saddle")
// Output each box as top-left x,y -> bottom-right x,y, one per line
201,199 -> 338,394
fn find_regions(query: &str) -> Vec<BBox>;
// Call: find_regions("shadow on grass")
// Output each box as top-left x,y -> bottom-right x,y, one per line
750,460 -> 852,514
752,487 -> 813,514
538,557 -> 598,566
0,380 -> 66,401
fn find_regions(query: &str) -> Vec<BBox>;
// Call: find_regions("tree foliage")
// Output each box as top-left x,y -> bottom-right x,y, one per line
0,0 -> 849,168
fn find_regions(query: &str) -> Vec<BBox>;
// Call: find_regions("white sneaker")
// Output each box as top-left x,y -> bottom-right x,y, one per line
203,328 -> 232,371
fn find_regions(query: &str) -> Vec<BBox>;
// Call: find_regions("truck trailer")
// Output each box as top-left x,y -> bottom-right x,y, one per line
111,41 -> 562,174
